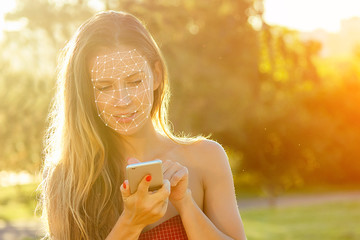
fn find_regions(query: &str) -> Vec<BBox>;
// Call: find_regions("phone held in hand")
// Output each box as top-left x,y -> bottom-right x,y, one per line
126,160 -> 163,194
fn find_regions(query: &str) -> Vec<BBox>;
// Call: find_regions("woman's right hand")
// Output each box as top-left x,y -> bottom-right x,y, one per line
120,174 -> 171,230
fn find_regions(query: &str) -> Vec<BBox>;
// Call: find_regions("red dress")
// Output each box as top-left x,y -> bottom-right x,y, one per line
138,215 -> 188,240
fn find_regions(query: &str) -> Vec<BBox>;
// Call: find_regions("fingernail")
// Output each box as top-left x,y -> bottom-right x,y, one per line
123,182 -> 126,189
146,175 -> 152,182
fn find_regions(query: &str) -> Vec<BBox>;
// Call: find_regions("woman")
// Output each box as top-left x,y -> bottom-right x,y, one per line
38,10 -> 246,240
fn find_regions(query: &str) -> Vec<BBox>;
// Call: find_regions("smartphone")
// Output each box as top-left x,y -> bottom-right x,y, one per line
126,159 -> 163,194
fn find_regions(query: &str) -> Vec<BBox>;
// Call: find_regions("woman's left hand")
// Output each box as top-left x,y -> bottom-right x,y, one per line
162,160 -> 189,203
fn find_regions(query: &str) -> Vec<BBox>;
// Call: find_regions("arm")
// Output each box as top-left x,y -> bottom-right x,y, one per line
173,189 -> 236,240
105,211 -> 143,240
172,140 -> 246,240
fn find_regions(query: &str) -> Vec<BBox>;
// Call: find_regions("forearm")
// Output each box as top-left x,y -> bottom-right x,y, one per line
173,190 -> 234,240
105,211 -> 144,240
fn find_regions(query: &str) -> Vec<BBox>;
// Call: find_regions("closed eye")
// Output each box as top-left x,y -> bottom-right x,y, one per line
97,85 -> 112,91
127,79 -> 143,85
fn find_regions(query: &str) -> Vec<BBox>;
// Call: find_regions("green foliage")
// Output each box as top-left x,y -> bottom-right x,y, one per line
235,24 -> 360,193
6,0 -> 94,48
0,183 -> 40,221
242,201 -> 360,239
0,64 -> 54,172
302,60 -> 360,185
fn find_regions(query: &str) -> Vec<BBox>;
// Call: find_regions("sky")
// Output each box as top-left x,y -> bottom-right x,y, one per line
263,0 -> 360,32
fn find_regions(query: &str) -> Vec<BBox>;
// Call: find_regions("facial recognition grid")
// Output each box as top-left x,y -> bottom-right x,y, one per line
90,49 -> 153,133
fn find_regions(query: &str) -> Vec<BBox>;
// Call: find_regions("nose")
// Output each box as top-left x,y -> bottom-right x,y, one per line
112,84 -> 132,107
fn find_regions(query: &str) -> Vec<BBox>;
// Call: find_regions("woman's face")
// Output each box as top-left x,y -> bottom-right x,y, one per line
89,47 -> 155,135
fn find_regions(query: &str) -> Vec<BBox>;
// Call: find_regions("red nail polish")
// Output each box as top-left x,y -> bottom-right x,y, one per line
146,175 -> 152,182
123,182 -> 126,189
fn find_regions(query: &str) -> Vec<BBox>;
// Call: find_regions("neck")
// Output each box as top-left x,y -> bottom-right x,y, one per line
119,120 -> 166,162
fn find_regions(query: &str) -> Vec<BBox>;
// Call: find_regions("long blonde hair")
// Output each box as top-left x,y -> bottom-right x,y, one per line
38,10 -> 203,240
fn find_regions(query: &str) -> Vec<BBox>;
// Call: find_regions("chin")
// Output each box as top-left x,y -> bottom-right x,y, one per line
104,114 -> 152,136
114,128 -> 139,136
111,122 -> 147,136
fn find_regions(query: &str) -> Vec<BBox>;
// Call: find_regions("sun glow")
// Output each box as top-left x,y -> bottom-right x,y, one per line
0,0 -> 18,39
263,0 -> 360,33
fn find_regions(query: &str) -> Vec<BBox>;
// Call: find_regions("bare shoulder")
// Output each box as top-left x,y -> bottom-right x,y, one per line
181,139 -> 230,176
184,139 -> 227,161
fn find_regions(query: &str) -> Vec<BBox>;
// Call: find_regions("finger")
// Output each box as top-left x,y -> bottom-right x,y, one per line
163,162 -> 181,180
151,197 -> 169,219
127,157 -> 141,165
162,160 -> 172,173
149,180 -> 170,216
153,179 -> 170,201
158,196 -> 169,216
170,168 -> 188,187
120,180 -> 131,199
136,174 -> 152,195
152,181 -> 170,207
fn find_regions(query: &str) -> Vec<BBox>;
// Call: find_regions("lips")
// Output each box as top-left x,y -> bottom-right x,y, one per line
115,112 -> 136,118
112,111 -> 138,123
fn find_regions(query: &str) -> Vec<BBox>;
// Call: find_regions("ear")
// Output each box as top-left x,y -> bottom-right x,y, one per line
153,60 -> 162,90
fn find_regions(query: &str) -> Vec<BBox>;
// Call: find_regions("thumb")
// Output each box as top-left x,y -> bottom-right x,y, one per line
136,174 -> 152,195
120,180 -> 131,199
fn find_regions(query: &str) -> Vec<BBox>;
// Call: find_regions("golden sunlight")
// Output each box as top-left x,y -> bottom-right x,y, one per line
0,0 -> 17,39
264,0 -> 360,32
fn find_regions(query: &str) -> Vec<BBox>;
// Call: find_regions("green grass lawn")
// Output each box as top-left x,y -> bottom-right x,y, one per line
241,201 -> 360,240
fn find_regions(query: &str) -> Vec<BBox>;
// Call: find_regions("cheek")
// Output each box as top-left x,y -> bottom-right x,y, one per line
94,91 -> 109,112
133,83 -> 153,104
137,89 -> 153,107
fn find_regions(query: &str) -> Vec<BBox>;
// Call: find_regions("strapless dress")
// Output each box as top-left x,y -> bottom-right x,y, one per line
138,215 -> 188,240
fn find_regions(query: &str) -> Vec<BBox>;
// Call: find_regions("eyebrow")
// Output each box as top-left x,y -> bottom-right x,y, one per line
95,71 -> 143,82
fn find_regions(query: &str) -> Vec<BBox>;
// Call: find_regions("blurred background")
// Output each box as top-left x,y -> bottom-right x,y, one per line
0,0 -> 360,239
